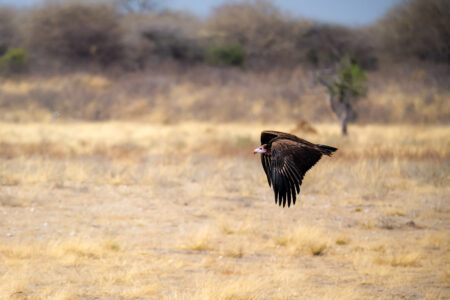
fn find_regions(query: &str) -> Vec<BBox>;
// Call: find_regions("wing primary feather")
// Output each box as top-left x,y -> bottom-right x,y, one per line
284,170 -> 296,207
284,164 -> 300,194
282,172 -> 289,208
273,168 -> 280,205
261,155 -> 272,187
272,157 -> 283,206
277,171 -> 284,207
281,165 -> 295,208
266,155 -> 272,186
286,161 -> 302,183
277,173 -> 282,206
293,188 -> 298,205
283,163 -> 297,186
273,183 -> 279,205
285,163 -> 300,205
286,180 -> 291,207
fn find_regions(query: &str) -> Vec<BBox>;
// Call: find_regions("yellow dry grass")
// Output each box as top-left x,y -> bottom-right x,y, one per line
0,121 -> 449,299
0,73 -> 110,95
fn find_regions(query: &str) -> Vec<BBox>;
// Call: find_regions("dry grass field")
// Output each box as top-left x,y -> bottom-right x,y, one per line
0,121 -> 449,299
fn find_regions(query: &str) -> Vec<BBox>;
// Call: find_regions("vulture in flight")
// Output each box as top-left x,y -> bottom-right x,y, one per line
253,130 -> 337,207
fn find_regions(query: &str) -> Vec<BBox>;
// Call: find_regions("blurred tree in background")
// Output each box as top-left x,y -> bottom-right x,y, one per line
141,20 -> 204,63
0,0 -> 446,71
27,2 -> 124,66
378,0 -> 450,63
301,24 -> 377,70
0,0 -> 447,125
318,57 -> 367,135
121,10 -> 203,69
206,0 -> 309,67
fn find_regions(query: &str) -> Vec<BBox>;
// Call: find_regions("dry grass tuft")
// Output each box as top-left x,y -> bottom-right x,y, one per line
336,236 -> 351,246
374,251 -> 422,267
120,283 -> 161,298
220,245 -> 244,258
217,217 -> 255,235
422,233 -> 449,250
103,240 -> 121,252
386,209 -> 407,217
190,277 -> 265,300
49,238 -> 122,260
273,227 -> 329,256
180,226 -> 214,251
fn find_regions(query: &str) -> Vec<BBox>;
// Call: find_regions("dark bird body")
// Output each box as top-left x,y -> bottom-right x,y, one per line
253,131 -> 337,207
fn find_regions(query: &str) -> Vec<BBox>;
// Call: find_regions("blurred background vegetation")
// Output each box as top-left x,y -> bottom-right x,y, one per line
0,0 -> 448,125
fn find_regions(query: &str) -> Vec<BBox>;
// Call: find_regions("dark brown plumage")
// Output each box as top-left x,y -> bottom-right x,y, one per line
255,130 -> 337,207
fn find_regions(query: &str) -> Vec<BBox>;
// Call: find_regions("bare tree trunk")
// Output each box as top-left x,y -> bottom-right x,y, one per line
327,92 -> 350,136
340,116 -> 348,135
319,76 -> 355,136
338,96 -> 350,136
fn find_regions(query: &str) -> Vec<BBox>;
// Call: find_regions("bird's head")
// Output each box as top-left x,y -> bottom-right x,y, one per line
253,144 -> 267,155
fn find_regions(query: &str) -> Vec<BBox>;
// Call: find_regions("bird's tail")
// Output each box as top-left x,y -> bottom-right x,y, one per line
317,144 -> 338,156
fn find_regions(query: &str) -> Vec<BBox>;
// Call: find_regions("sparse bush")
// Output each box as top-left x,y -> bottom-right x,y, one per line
206,44 -> 245,66
0,48 -> 28,75
28,2 -> 123,66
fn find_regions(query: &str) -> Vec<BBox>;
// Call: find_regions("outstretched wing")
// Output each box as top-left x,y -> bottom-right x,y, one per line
261,130 -> 298,145
261,131 -> 281,145
268,139 -> 323,207
261,130 -> 317,147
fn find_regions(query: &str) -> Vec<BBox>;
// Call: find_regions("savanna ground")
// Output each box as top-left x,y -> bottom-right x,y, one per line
0,120 -> 448,299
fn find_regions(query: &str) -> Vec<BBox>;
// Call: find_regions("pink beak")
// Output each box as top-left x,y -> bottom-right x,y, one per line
253,149 -> 257,154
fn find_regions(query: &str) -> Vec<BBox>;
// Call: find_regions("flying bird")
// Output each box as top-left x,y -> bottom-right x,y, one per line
253,130 -> 337,207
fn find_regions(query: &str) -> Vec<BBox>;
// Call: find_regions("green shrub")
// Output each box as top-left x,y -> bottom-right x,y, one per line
332,56 -> 367,98
0,48 -> 28,74
206,44 -> 245,66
